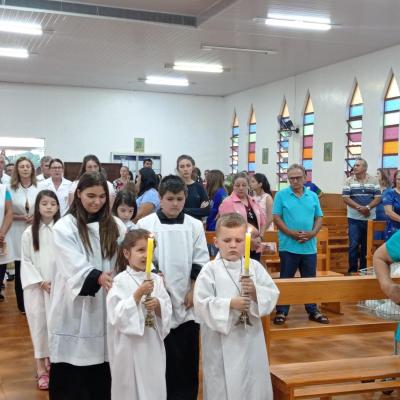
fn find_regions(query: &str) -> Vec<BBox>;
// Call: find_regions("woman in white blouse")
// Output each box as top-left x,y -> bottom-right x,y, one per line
8,157 -> 39,312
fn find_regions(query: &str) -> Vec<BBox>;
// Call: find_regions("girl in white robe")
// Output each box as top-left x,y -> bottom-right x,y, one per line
194,213 -> 280,400
107,229 -> 172,400
47,172 -> 126,400
21,190 -> 60,390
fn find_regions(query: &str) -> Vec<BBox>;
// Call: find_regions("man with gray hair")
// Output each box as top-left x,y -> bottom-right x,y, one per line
342,158 -> 381,273
36,155 -> 52,182
0,155 -> 10,184
272,163 -> 328,324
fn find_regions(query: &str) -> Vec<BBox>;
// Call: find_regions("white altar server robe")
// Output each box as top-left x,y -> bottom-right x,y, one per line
48,214 -> 126,366
194,256 -> 280,400
21,223 -> 56,358
137,213 -> 209,328
107,268 -> 172,400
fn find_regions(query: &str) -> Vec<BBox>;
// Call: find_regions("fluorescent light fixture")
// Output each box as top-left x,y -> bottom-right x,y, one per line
201,44 -> 277,55
0,47 -> 29,58
258,14 -> 332,31
0,137 -> 44,148
0,21 -> 42,35
144,76 -> 189,87
168,62 -> 224,73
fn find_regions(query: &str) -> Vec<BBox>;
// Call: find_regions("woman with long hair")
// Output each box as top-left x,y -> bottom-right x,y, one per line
68,154 -> 115,206
249,173 -> 273,230
205,170 -> 227,231
133,167 -> 159,223
48,172 -> 126,400
176,154 -> 209,220
8,156 -> 39,312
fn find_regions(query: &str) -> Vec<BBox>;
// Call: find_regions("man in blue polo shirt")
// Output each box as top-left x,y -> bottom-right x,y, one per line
272,163 -> 329,325
375,230 -> 400,303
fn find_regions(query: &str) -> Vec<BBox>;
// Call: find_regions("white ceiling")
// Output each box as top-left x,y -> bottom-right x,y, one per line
0,0 -> 400,96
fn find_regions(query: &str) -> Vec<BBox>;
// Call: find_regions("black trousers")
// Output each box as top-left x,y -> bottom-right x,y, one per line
165,320 -> 200,400
14,260 -> 24,312
49,362 -> 111,400
0,264 -> 6,285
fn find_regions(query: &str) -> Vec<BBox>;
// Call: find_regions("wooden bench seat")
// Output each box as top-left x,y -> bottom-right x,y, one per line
264,275 -> 400,350
267,276 -> 400,399
271,355 -> 400,399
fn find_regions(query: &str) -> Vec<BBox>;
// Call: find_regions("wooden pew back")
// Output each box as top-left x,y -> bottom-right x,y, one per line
366,220 -> 386,267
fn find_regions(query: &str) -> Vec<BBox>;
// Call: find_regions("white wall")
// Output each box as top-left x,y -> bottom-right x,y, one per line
0,83 -> 225,175
225,44 -> 400,193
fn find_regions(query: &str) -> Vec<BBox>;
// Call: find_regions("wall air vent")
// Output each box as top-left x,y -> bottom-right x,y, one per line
1,0 -> 197,27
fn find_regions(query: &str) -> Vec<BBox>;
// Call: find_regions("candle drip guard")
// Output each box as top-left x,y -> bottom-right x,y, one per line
235,274 -> 252,328
144,279 -> 155,329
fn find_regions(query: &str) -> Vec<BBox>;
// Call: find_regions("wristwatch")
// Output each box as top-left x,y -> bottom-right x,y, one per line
366,205 -> 371,210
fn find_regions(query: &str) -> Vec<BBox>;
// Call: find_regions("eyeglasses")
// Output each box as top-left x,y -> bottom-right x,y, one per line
50,166 -> 63,170
288,176 -> 304,181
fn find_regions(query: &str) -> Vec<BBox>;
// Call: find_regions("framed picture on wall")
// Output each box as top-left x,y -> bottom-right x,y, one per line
262,148 -> 269,164
134,138 -> 145,153
324,142 -> 333,161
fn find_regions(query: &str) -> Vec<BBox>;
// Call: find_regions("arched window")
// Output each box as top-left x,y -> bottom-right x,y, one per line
230,112 -> 239,174
346,82 -> 363,176
278,100 -> 290,189
302,95 -> 314,181
248,107 -> 256,173
382,73 -> 400,177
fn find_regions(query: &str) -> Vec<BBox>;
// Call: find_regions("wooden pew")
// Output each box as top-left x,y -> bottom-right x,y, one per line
261,229 -> 330,272
271,356 -> 400,400
266,276 -> 400,399
366,220 -> 386,267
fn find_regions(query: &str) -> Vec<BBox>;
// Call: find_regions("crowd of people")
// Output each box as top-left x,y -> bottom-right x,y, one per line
0,151 -> 399,400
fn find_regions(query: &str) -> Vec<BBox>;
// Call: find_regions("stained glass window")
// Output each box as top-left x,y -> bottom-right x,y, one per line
302,96 -> 314,181
382,74 -> 400,176
248,108 -> 256,173
230,112 -> 239,174
346,83 -> 363,176
278,100 -> 290,189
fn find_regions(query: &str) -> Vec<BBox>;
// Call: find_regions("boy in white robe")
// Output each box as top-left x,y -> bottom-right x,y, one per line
137,175 -> 209,400
107,229 -> 172,400
194,213 -> 280,400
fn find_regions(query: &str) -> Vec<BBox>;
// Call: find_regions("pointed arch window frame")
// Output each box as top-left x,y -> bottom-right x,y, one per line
382,73 -> 400,175
277,100 -> 290,189
248,107 -> 256,173
230,112 -> 239,174
302,95 -> 314,181
345,82 -> 363,176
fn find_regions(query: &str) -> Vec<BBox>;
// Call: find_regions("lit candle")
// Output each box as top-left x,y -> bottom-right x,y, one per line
145,236 -> 154,279
244,229 -> 251,275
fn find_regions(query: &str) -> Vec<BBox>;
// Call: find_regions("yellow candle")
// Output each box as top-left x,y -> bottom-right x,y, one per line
244,230 -> 251,275
145,236 -> 154,279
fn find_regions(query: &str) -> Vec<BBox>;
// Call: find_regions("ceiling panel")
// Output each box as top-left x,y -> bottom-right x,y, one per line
0,0 -> 400,95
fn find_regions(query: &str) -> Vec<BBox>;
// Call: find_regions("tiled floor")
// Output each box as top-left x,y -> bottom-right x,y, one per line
1,284 -> 400,399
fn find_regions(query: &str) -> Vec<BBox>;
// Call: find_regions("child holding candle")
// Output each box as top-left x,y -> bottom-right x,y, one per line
107,229 -> 172,400
194,212 -> 279,400
137,175 -> 209,400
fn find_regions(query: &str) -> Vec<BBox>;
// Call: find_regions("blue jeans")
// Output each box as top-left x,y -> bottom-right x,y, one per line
276,251 -> 318,316
348,218 -> 368,273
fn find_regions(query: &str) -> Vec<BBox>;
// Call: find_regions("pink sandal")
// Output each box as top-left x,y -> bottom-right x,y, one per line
37,373 -> 49,390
